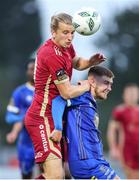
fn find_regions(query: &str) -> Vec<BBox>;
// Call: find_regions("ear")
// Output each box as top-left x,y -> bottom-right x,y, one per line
88,78 -> 95,88
52,31 -> 56,39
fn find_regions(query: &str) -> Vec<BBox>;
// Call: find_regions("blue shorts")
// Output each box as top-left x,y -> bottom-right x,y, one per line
17,144 -> 35,175
69,159 -> 117,179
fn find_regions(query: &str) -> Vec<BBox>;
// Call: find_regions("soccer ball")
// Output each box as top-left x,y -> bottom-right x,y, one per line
72,7 -> 101,36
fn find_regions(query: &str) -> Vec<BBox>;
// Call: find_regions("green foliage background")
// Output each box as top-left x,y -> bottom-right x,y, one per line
96,7 -> 139,150
0,0 -> 42,144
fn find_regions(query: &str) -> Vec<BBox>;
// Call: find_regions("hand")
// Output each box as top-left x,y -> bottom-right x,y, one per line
6,131 -> 18,144
78,80 -> 90,91
49,129 -> 62,143
109,148 -> 121,160
89,53 -> 106,66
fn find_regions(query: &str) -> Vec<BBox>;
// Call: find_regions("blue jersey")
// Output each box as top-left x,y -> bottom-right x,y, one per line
65,92 -> 104,161
6,82 -> 34,145
6,83 -> 35,175
52,93 -> 117,179
52,92 -> 103,161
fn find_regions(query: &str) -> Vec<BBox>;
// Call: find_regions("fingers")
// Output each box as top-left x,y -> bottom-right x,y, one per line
49,130 -> 62,143
6,134 -> 15,144
49,135 -> 61,142
98,53 -> 107,60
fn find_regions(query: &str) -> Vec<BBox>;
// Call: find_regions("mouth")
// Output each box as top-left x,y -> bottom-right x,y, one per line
102,92 -> 109,98
66,41 -> 71,45
104,90 -> 110,94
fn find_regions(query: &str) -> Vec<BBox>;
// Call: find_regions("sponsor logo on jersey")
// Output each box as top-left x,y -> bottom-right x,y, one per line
35,151 -> 43,159
39,124 -> 48,152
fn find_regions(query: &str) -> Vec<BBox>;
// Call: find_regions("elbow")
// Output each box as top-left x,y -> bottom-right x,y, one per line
59,91 -> 73,100
5,115 -> 12,124
60,93 -> 71,100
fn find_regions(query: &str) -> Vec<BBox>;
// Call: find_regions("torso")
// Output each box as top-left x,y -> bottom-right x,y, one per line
28,39 -> 75,120
65,92 -> 103,161
113,105 -> 139,143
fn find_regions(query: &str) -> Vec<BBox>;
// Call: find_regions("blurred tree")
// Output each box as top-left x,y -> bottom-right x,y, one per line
0,0 -> 41,67
0,0 -> 42,144
94,7 -> 139,150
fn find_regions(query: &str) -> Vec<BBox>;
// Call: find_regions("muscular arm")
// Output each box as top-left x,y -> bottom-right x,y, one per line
73,53 -> 106,70
56,80 -> 90,99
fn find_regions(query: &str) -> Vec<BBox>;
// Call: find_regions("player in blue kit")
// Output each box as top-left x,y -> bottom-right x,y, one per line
6,60 -> 36,179
51,66 -> 120,179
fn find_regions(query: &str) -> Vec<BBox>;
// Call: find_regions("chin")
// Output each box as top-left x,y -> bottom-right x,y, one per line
66,44 -> 70,48
99,96 -> 107,100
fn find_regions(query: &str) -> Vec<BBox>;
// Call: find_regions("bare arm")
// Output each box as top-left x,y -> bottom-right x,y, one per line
56,79 -> 90,99
73,53 -> 106,70
6,122 -> 23,144
107,120 -> 119,149
107,119 -> 124,160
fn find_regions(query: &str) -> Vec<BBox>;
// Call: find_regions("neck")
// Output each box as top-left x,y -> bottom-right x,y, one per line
52,38 -> 59,47
125,102 -> 138,107
27,81 -> 34,87
90,87 -> 96,99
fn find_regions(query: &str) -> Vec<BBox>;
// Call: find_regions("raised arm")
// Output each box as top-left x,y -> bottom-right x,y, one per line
73,53 -> 106,70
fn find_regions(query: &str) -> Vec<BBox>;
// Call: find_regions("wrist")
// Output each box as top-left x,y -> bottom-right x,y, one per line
89,57 -> 94,66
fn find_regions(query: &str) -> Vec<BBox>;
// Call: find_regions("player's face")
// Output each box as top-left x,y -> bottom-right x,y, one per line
94,76 -> 113,100
123,86 -> 139,105
52,22 -> 75,48
26,62 -> 35,83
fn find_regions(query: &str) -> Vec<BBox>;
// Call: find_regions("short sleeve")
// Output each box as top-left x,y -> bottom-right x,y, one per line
112,107 -> 122,122
46,55 -> 69,85
12,88 -> 22,107
6,88 -> 22,114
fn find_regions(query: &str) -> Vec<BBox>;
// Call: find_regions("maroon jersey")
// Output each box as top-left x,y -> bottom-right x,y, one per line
24,39 -> 75,163
112,105 -> 139,169
112,105 -> 139,143
27,39 -> 75,121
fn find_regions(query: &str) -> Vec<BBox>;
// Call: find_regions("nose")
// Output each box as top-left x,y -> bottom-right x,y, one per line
108,84 -> 112,91
68,33 -> 74,40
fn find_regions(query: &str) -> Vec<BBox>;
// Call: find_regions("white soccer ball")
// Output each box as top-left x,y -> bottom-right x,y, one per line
72,7 -> 101,36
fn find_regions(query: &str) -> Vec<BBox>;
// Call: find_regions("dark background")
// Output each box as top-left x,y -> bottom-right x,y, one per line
0,0 -> 42,144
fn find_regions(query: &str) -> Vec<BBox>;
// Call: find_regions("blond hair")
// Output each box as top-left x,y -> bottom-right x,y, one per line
50,13 -> 72,31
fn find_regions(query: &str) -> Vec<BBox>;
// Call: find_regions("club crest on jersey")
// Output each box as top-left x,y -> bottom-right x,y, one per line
56,69 -> 68,81
54,46 -> 62,56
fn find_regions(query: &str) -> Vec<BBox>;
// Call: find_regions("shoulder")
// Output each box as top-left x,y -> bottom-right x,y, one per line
37,39 -> 61,59
112,104 -> 125,119
13,84 -> 26,94
113,104 -> 125,112
10,84 -> 26,100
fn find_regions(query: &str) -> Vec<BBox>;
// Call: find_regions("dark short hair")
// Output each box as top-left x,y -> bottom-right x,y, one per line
88,66 -> 114,78
25,58 -> 35,70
